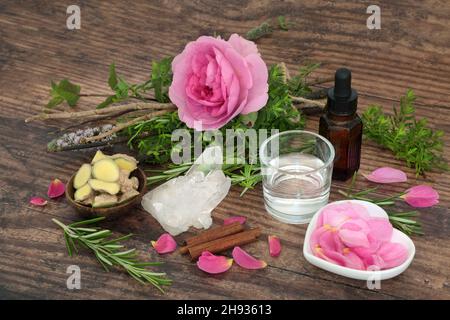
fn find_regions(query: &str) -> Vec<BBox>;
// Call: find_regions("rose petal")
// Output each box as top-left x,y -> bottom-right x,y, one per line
268,235 -> 281,257
47,179 -> 65,198
321,202 -> 370,228
370,242 -> 409,270
151,233 -> 177,254
29,196 -> 48,206
342,249 -> 366,270
197,251 -> 233,274
367,218 -> 393,242
365,167 -> 407,184
402,185 -> 439,208
223,216 -> 246,225
232,246 -> 267,269
338,229 -> 370,248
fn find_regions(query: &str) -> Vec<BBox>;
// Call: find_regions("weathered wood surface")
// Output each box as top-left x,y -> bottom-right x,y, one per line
1,0 -> 449,299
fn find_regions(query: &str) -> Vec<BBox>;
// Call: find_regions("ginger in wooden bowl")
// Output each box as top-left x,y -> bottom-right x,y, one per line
66,151 -> 147,219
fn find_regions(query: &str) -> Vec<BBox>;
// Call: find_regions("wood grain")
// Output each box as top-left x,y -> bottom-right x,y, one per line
0,0 -> 449,299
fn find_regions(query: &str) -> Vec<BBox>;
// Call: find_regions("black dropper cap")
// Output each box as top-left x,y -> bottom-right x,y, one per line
327,68 -> 358,116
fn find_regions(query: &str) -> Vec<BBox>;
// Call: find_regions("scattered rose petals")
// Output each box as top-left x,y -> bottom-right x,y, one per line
365,167 -> 407,184
402,185 -> 439,208
223,216 -> 246,225
268,235 -> 281,257
151,233 -> 177,254
29,196 -> 48,206
311,202 -> 408,271
47,179 -> 65,198
232,246 -> 267,270
197,251 -> 233,274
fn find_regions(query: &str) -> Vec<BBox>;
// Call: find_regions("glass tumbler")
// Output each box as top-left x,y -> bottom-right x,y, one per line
259,130 -> 335,224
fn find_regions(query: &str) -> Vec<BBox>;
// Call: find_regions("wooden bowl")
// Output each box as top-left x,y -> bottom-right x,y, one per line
65,168 -> 147,219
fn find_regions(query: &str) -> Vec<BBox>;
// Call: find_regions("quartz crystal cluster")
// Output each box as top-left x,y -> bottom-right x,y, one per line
142,146 -> 231,236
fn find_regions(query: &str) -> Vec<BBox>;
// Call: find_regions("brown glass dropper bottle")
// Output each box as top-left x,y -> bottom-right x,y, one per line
319,68 -> 362,181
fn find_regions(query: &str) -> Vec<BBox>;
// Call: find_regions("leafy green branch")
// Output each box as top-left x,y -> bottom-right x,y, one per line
97,58 -> 173,109
52,216 -> 172,292
362,89 -> 448,176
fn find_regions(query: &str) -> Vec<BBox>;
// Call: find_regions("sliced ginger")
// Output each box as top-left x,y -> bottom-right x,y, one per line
72,151 -> 140,207
91,150 -> 108,164
92,158 -> 120,182
73,164 -> 92,189
74,183 -> 93,202
92,194 -> 118,208
88,179 -> 120,195
113,154 -> 138,173
118,189 -> 140,204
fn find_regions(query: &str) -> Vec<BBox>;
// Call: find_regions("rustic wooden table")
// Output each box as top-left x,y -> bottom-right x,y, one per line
1,0 -> 449,300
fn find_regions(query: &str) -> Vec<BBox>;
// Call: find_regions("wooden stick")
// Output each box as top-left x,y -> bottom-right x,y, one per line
187,228 -> 261,260
179,222 -> 245,254
290,95 -> 326,108
82,109 -> 171,143
306,76 -> 334,86
25,102 -> 176,122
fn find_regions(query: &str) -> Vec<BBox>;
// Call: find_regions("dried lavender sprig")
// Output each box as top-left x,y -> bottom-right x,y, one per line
47,125 -> 116,152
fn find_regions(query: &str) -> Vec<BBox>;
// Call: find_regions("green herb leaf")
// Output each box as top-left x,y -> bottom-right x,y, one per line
245,21 -> 273,41
277,16 -> 290,31
96,95 -> 117,109
108,63 -> 118,90
151,57 -> 173,103
46,79 -> 81,108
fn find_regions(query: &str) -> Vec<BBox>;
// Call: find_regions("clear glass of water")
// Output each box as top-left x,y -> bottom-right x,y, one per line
259,130 -> 335,224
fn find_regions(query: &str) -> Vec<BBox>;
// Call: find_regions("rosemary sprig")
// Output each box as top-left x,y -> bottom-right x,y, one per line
338,173 -> 422,235
52,217 -> 172,292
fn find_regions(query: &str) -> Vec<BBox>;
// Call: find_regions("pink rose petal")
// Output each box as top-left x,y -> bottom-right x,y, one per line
338,229 -> 370,248
369,242 -> 409,270
367,218 -> 393,242
197,251 -> 233,274
402,185 -> 439,208
30,196 -> 48,206
151,233 -> 177,254
223,216 -> 246,225
232,246 -> 267,269
320,202 -> 370,228
365,167 -> 407,184
268,235 -> 281,257
47,178 -> 65,198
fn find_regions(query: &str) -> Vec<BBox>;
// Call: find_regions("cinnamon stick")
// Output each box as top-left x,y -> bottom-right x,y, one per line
179,222 -> 245,254
187,227 -> 261,260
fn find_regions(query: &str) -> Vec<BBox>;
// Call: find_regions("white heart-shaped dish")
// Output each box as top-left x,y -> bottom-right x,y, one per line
303,200 -> 415,281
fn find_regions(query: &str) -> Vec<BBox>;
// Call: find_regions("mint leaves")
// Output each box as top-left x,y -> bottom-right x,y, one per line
96,59 -> 172,109
46,79 -> 81,108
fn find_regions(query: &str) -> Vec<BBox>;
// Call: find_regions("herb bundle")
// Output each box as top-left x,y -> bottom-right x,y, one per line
127,63 -> 318,193
52,217 -> 171,292
362,89 -> 448,176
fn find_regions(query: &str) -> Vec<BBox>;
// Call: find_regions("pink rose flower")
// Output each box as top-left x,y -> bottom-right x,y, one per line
169,34 -> 269,130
